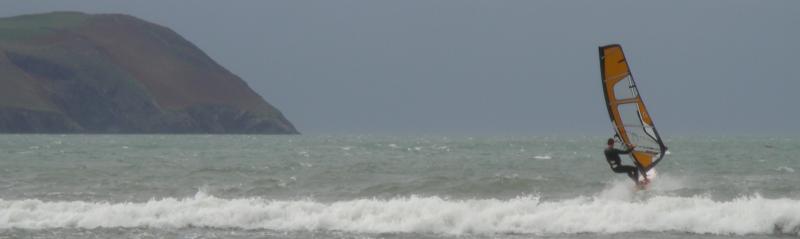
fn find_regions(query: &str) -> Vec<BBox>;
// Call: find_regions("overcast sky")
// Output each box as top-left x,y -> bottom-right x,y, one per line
2,1 -> 798,135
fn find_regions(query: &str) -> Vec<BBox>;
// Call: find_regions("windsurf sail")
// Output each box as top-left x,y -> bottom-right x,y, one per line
599,44 -> 667,173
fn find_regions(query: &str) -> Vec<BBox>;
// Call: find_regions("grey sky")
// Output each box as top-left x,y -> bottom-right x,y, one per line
2,1 -> 798,135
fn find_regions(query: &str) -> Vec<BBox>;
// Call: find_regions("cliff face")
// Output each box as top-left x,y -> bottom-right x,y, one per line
0,12 -> 298,134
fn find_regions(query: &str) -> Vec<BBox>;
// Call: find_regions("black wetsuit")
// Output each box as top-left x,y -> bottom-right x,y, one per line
604,147 -> 639,182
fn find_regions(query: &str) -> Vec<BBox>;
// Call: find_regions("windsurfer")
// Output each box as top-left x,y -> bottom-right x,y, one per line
604,138 -> 648,185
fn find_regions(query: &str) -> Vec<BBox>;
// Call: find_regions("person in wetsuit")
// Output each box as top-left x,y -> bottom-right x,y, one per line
604,138 -> 645,184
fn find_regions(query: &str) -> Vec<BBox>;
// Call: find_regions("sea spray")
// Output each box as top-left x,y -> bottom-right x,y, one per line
0,191 -> 798,236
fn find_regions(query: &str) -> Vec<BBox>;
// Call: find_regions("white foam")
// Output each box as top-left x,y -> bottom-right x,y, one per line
433,145 -> 450,152
596,175 -> 686,202
533,155 -> 552,160
777,166 -> 795,173
0,192 -> 798,235
299,162 -> 313,168
596,180 -> 637,201
296,151 -> 310,158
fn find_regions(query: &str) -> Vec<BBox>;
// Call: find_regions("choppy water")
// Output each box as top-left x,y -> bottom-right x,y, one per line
0,135 -> 798,238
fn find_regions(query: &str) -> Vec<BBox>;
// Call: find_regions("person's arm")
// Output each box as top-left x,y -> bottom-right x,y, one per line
617,145 -> 636,154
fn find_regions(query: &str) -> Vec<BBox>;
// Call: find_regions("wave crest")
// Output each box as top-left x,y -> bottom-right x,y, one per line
0,192 -> 798,235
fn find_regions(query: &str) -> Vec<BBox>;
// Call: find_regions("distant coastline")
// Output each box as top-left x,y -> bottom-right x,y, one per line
0,12 -> 297,134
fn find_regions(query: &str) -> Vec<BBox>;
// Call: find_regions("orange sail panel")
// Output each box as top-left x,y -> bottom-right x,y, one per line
599,44 -> 667,172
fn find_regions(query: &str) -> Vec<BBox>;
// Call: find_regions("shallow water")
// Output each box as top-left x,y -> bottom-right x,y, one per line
0,135 -> 797,238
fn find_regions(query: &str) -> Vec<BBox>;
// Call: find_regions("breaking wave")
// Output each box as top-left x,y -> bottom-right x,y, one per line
0,190 -> 798,236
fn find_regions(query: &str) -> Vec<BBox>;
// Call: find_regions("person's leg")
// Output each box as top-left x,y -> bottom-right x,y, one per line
614,165 -> 639,183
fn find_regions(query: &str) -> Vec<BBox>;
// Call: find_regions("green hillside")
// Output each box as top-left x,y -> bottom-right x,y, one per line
0,12 -> 298,134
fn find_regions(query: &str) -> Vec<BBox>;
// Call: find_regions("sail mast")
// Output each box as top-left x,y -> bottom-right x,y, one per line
599,44 -> 667,172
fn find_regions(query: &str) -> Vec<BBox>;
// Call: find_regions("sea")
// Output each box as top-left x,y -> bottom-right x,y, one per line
0,134 -> 797,239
